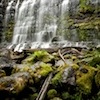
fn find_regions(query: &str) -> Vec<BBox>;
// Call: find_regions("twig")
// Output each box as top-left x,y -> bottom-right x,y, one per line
36,73 -> 53,100
58,49 -> 66,65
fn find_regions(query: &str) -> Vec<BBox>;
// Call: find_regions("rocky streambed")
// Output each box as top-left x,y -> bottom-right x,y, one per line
0,47 -> 100,100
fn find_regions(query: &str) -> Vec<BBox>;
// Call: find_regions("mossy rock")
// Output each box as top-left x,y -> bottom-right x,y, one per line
51,72 -> 62,86
39,62 -> 53,77
17,62 -> 53,82
47,89 -> 57,99
76,65 -> 97,95
51,66 -> 74,86
22,50 -> 54,64
51,64 -> 68,86
32,62 -> 53,82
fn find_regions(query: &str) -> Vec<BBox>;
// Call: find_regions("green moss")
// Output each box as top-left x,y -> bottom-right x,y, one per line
22,50 -> 54,64
72,64 -> 79,71
39,62 -> 53,77
74,18 -> 100,30
62,92 -> 70,100
76,65 -> 96,95
20,65 -> 35,77
79,0 -> 94,13
51,64 -> 69,86
30,93 -> 38,100
77,29 -> 88,41
31,62 -> 53,82
47,89 -> 57,99
51,72 -> 62,86
71,93 -> 82,100
89,54 -> 100,67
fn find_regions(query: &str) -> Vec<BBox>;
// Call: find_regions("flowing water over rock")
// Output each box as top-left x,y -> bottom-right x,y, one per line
6,0 -> 70,51
5,0 -> 100,52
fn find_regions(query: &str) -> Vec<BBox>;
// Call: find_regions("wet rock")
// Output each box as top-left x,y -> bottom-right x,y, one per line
51,36 -> 63,42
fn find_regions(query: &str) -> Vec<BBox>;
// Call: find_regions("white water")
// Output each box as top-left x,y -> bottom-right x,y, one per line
6,0 -> 90,52
61,0 -> 69,14
6,0 -> 70,51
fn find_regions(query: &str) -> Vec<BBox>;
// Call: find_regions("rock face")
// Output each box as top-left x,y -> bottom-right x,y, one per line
65,0 -> 100,43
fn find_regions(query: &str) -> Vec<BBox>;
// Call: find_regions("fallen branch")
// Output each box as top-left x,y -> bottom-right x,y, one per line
36,73 -> 53,100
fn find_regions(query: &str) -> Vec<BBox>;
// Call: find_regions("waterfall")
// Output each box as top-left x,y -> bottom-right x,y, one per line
6,0 -> 97,52
8,0 -> 71,51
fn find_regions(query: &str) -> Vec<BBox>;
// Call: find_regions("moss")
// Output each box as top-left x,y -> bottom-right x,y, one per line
71,93 -> 82,100
62,92 -> 70,100
30,93 -> 38,100
22,50 -> 54,64
47,89 -> 57,99
77,29 -> 88,41
32,62 -> 53,82
89,54 -> 100,67
76,65 -> 97,95
74,18 -> 100,30
39,62 -> 53,77
20,65 -> 35,77
51,64 -> 71,86
79,0 -> 94,13
72,64 -> 79,71
51,72 -> 62,86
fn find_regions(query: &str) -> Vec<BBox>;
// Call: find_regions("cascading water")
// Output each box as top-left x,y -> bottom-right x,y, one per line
6,0 -> 99,52
9,0 -> 72,51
